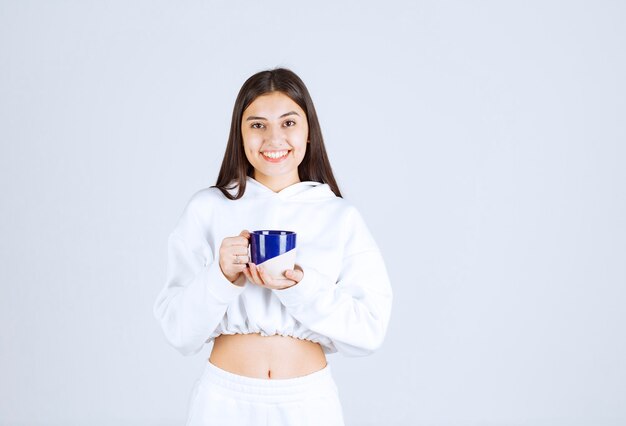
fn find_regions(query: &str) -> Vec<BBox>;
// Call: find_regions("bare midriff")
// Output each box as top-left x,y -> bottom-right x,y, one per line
209,333 -> 327,379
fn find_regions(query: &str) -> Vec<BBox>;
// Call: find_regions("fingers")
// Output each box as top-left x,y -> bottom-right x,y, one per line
222,230 -> 251,248
218,230 -> 251,284
231,248 -> 249,260
220,249 -> 249,280
232,263 -> 248,271
223,236 -> 248,247
284,268 -> 304,282
247,263 -> 265,286
257,265 -> 272,285
219,244 -> 246,261
242,263 -> 301,290
242,266 -> 252,283
231,255 -> 249,268
226,229 -> 250,247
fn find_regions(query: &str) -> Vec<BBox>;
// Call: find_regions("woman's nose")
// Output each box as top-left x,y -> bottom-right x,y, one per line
265,125 -> 286,143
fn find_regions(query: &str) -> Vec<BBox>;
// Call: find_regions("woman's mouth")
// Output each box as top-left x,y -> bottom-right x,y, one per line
261,150 -> 290,162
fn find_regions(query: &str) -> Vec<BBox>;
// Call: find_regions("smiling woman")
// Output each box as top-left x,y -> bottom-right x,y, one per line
213,68 -> 341,200
153,67 -> 393,426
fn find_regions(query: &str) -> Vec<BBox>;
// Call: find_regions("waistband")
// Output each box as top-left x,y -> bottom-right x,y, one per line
199,360 -> 337,403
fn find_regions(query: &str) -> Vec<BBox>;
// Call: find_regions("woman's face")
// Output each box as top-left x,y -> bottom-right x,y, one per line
241,91 -> 309,190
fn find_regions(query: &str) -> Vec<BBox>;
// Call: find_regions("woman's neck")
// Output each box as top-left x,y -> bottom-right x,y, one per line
253,172 -> 300,193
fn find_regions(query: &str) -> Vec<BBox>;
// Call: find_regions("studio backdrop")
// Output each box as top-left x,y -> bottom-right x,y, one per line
1,1 -> 625,425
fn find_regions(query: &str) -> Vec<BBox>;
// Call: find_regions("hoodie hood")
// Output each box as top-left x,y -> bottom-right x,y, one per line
219,176 -> 338,201
227,176 -> 338,202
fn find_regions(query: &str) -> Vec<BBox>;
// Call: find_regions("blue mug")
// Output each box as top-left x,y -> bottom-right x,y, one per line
249,230 -> 297,265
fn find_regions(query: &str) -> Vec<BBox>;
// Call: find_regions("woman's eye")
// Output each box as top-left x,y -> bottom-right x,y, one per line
251,122 -> 264,129
284,120 -> 296,127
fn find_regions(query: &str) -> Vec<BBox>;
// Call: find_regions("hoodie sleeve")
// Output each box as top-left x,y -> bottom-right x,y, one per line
272,206 -> 393,357
153,194 -> 245,356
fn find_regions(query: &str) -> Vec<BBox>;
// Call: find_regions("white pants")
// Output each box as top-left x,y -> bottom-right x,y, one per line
186,360 -> 345,426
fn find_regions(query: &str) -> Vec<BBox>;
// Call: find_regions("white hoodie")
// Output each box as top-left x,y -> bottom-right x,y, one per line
153,176 -> 393,357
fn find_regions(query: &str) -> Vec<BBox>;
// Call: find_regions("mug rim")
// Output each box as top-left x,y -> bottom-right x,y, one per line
251,230 -> 296,236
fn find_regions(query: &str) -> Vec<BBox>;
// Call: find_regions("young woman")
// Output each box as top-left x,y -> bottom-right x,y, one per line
153,68 -> 393,426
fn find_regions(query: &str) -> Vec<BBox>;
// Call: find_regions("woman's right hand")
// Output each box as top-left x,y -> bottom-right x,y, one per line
218,230 -> 250,285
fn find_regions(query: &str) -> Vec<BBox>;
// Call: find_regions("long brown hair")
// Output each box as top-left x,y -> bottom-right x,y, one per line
212,67 -> 342,200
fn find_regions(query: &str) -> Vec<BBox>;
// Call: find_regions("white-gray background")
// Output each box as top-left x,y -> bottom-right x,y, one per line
1,1 -> 624,425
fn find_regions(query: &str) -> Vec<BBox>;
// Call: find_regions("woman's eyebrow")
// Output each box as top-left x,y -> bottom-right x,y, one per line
245,111 -> 300,121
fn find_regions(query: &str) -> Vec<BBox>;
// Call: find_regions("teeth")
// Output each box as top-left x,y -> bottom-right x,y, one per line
262,150 -> 288,159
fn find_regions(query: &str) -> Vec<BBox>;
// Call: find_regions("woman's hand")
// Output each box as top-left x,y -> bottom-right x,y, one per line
218,230 -> 250,285
243,263 -> 304,290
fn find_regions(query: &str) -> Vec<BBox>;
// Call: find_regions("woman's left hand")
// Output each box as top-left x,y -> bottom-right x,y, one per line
243,263 -> 304,290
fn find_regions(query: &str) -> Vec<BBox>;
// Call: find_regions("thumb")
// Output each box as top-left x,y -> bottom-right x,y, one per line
285,268 -> 304,282
240,229 -> 251,239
